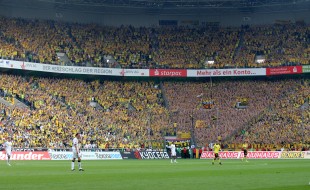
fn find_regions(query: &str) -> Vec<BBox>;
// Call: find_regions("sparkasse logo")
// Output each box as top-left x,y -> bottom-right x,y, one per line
150,69 -> 187,77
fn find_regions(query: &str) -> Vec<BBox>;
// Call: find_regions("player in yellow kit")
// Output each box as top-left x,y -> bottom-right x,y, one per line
242,140 -> 249,162
212,140 -> 222,165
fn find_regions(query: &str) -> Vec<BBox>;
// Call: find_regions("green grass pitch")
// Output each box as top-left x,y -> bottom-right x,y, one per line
0,159 -> 309,190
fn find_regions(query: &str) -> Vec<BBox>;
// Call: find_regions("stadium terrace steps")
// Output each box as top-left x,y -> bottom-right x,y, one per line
0,97 -> 29,109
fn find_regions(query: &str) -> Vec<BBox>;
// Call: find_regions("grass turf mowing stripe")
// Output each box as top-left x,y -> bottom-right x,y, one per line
0,159 -> 309,190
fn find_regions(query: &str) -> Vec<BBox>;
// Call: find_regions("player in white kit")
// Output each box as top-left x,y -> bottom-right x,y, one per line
166,141 -> 177,163
3,137 -> 13,166
71,133 -> 84,171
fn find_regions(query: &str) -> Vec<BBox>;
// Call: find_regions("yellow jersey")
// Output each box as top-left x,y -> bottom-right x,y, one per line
213,144 -> 221,154
242,143 -> 248,150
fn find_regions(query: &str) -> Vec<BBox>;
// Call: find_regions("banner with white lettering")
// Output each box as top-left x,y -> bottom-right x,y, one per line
0,151 -> 51,160
135,151 -> 170,159
149,69 -> 187,77
244,151 -> 281,159
200,151 -> 240,159
200,151 -> 310,159
0,58 -> 308,78
303,65 -> 310,73
266,66 -> 302,75
120,151 -> 137,159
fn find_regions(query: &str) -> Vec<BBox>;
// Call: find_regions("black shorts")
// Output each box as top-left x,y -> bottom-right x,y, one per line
244,150 -> 248,156
214,153 -> 219,158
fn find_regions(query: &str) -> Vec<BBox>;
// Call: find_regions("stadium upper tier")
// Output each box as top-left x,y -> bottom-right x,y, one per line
0,16 -> 309,69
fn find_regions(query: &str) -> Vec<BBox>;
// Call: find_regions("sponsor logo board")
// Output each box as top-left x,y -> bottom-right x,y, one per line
134,151 -> 170,159
245,151 -> 280,159
0,151 -> 51,160
200,151 -> 240,159
201,151 -> 286,159
41,65 -> 118,75
120,69 -> 149,77
150,69 -> 187,77
303,65 -> 310,73
187,68 -> 265,77
0,59 -> 308,78
280,151 -> 305,159
120,151 -> 137,159
48,151 -> 122,160
266,66 -> 302,75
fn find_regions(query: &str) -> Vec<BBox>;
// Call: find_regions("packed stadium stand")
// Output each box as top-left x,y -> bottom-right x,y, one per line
0,72 -> 308,150
0,16 -> 309,68
0,0 -> 309,151
0,75 -> 171,149
163,78 -> 309,149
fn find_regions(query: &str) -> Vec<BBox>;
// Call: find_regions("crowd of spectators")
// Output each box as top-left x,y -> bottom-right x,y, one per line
154,27 -> 240,68
0,74 -> 308,150
0,74 -> 170,149
233,78 -> 309,150
0,16 -> 309,69
163,78 -> 309,149
234,24 -> 309,68
0,15 -> 309,150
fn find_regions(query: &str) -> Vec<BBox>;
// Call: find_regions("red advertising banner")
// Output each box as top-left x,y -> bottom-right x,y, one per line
200,151 -> 281,159
149,69 -> 187,77
243,151 -> 280,159
0,151 -> 51,160
200,151 -> 240,159
266,66 -> 302,76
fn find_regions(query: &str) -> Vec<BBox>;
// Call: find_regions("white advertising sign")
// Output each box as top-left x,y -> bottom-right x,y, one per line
49,151 -> 122,160
0,59 -> 266,78
187,68 -> 266,77
0,59 -> 151,76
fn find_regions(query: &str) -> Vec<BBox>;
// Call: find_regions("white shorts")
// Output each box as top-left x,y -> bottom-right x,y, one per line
171,151 -> 176,157
6,150 -> 11,157
72,150 -> 82,159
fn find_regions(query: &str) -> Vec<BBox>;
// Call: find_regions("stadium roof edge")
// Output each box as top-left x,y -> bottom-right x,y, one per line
2,0 -> 309,9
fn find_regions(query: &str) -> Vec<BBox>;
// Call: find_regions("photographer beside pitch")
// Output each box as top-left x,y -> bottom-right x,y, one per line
71,133 -> 84,171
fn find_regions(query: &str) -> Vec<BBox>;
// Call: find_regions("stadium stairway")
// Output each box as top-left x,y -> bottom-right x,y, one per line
232,29 -> 245,64
0,97 -> 12,108
0,97 -> 29,109
56,52 -> 73,66
13,97 -> 30,109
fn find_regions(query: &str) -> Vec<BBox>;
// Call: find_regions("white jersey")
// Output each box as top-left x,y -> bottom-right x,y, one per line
166,144 -> 176,156
4,141 -> 12,156
72,137 -> 79,152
